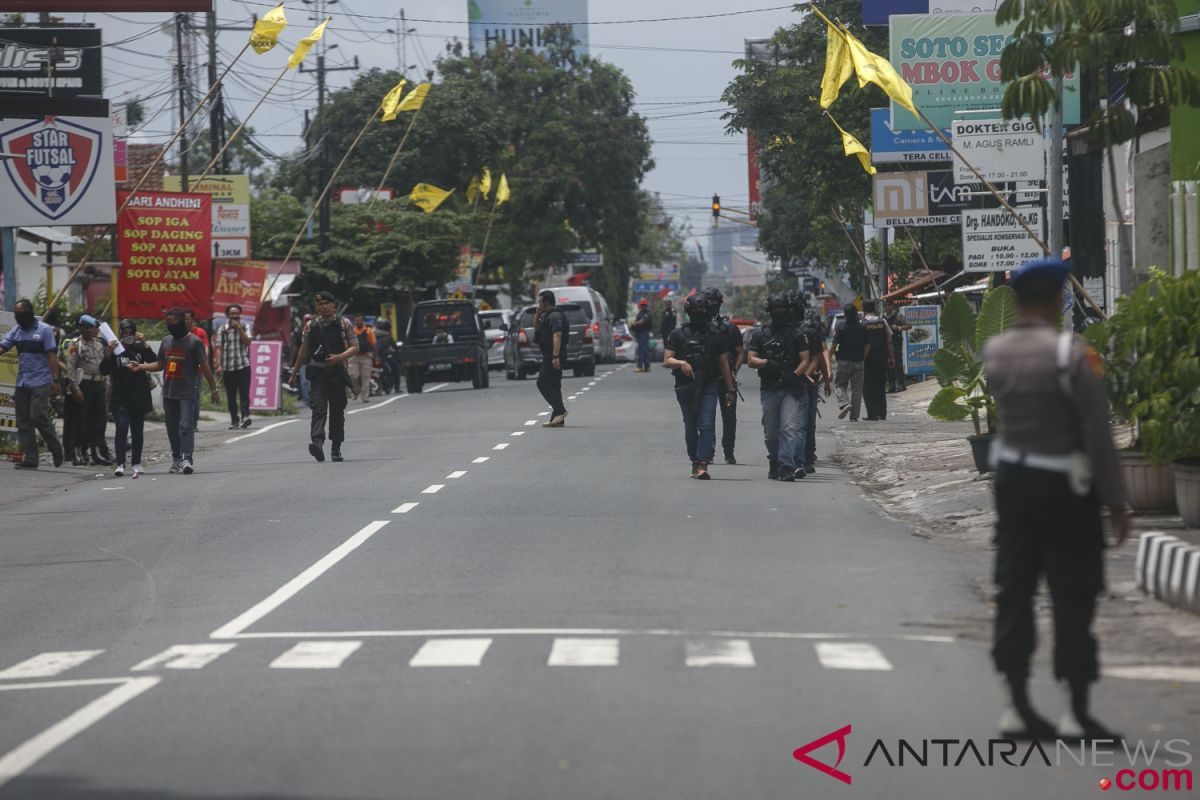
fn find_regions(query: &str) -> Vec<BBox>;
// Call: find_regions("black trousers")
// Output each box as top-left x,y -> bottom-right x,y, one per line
537,362 -> 565,416
719,386 -> 738,457
308,369 -> 347,446
804,381 -> 819,467
78,381 -> 109,453
888,338 -> 907,392
863,358 -> 888,420
992,462 -> 1105,683
223,367 -> 252,423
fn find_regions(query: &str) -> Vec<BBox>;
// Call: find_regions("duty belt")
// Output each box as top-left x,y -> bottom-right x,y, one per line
992,443 -> 1073,473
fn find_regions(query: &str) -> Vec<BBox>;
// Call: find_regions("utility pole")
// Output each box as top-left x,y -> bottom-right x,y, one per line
206,9 -> 224,174
175,12 -> 190,187
300,41 -> 358,254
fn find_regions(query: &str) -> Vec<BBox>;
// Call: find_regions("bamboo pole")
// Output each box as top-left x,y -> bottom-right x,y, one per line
194,63 -> 292,184
371,107 -> 423,202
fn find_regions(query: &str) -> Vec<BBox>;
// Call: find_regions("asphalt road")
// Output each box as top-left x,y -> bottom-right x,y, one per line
1,364 -> 1196,799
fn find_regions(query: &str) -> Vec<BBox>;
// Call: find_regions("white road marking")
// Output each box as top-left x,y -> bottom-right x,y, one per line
510,431 -> 524,436
548,638 -> 619,666
0,651 -> 104,680
225,627 -> 956,643
422,484 -> 444,494
588,382 -> 597,386
210,520 -> 391,639
131,643 -> 236,671
270,641 -> 362,669
223,419 -> 297,445
524,420 -> 538,426
580,387 -> 590,392
1104,665 -> 1200,683
538,411 -> 550,417
567,396 -> 578,401
472,457 -> 490,464
102,487 -> 123,491
686,640 -> 755,668
815,642 -> 893,671
392,502 -> 419,514
0,677 -> 160,790
346,393 -> 406,415
493,443 -> 510,450
446,471 -> 467,479
409,638 -> 492,667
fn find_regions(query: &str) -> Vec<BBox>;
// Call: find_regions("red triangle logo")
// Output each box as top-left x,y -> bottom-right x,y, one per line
793,724 -> 853,785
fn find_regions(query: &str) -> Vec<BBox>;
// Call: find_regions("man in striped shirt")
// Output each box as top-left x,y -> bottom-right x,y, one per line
213,304 -> 253,430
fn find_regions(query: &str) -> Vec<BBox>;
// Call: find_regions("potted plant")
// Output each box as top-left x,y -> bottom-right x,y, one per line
927,286 -> 1017,473
1097,269 -> 1200,520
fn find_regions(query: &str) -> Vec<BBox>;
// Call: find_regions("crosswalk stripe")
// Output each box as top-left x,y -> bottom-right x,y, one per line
686,640 -> 755,668
0,651 -> 104,680
131,644 -> 236,672
409,638 -> 492,667
547,638 -> 619,666
270,641 -> 362,669
815,642 -> 893,671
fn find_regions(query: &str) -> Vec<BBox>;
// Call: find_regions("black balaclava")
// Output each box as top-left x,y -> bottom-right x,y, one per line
14,305 -> 36,330
167,319 -> 188,338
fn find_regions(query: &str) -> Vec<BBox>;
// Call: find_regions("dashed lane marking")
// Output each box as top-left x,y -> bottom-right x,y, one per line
686,640 -> 755,668
392,502 -> 419,514
446,471 -> 467,479
421,484 -> 444,494
511,431 -> 525,436
547,638 -> 619,667
493,443 -> 510,450
815,642 -> 893,671
0,651 -> 104,680
409,638 -> 492,667
270,641 -> 362,669
472,457 -> 490,464
131,644 -> 236,671
524,420 -> 537,426
538,411 -> 550,417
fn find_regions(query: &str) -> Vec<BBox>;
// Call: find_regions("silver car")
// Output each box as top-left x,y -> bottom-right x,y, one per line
503,303 -> 596,379
479,309 -> 513,370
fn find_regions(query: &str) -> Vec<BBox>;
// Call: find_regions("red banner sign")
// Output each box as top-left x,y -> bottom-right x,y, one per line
212,260 -> 268,317
117,190 -> 212,318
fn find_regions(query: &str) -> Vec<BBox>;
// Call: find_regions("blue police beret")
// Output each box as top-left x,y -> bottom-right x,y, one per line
77,314 -> 99,328
1011,257 -> 1070,289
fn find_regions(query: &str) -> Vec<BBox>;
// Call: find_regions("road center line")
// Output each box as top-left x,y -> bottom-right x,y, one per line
472,457 -> 490,464
210,520 -> 391,639
392,502 -> 419,514
524,420 -> 537,426
510,431 -> 524,436
421,484 -> 445,494
493,443 -> 509,450
446,471 -> 467,479
346,393 -> 407,416
223,419 -> 298,445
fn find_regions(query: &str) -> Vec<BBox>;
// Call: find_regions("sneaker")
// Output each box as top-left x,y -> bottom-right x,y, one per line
228,422 -> 240,430
132,465 -> 145,479
838,404 -> 851,419
778,467 -> 796,482
545,411 -> 567,427
805,465 -> 815,474
308,443 -> 325,462
240,416 -> 252,429
694,463 -> 711,480
169,461 -> 183,474
181,460 -> 194,475
113,464 -> 125,477
13,462 -> 37,470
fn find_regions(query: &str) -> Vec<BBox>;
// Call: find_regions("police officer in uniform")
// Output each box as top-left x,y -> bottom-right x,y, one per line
747,293 -> 811,481
860,299 -> 893,421
704,288 -> 744,464
664,293 -> 736,480
795,293 -> 832,474
68,315 -> 113,466
288,291 -> 359,462
984,257 -> 1130,741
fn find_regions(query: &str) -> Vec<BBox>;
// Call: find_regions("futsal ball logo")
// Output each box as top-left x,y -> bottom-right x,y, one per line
1,117 -> 103,220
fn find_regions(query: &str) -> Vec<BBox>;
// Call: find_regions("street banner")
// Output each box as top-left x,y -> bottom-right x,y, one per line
0,311 -> 17,431
468,0 -> 589,56
162,174 -> 250,204
212,260 -> 269,316
116,190 -> 213,318
952,118 -> 1044,183
249,340 -> 282,411
961,207 -> 1044,273
870,108 -> 950,163
164,174 -> 252,258
903,304 -> 939,376
0,114 -> 115,226
889,13 -> 1080,131
0,27 -> 102,96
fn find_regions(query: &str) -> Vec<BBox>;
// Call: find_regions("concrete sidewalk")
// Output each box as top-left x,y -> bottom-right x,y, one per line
829,378 -> 1200,664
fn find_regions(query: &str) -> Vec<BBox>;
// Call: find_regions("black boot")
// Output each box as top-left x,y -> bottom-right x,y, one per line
1058,681 -> 1123,741
331,444 -> 343,462
998,674 -> 1056,740
778,467 -> 796,482
91,447 -> 113,467
768,460 -> 779,480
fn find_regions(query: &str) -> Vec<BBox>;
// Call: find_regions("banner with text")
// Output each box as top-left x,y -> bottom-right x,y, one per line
117,190 -> 212,318
961,207 -> 1044,273
0,311 -> 17,430
249,340 -> 282,411
952,118 -> 1044,183
212,260 -> 268,317
902,304 -> 940,376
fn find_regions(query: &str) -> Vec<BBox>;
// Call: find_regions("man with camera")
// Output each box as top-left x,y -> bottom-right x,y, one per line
289,291 -> 358,462
213,304 -> 254,431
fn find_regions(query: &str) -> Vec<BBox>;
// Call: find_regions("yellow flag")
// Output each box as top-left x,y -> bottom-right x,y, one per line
820,22 -> 853,109
494,174 -> 510,206
467,175 -> 481,205
843,29 -> 916,115
409,183 -> 454,213
479,167 -> 492,199
381,80 -> 408,122
397,82 -> 431,112
828,115 -> 876,175
250,5 -> 287,55
287,18 -> 329,70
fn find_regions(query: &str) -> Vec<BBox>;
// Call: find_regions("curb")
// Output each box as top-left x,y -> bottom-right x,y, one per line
1136,532 -> 1200,615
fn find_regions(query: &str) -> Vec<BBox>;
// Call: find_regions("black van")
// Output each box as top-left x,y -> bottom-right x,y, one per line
400,300 -> 490,393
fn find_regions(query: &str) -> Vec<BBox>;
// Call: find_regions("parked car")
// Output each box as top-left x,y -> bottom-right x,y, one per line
479,309 -> 513,370
543,286 -> 616,363
399,300 -> 489,393
613,320 -> 636,363
503,302 -> 595,379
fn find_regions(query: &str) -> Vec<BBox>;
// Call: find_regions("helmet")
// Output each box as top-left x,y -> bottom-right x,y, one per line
684,293 -> 713,322
764,292 -> 790,315
702,287 -> 724,312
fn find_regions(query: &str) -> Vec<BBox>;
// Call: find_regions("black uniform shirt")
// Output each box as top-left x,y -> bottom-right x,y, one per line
666,323 -> 723,389
748,323 -> 810,391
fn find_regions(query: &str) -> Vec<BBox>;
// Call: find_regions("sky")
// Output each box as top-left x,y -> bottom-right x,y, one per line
79,1 -> 805,251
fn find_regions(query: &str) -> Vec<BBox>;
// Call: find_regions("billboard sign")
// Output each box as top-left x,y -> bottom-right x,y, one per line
163,174 -> 250,204
889,13 -> 1080,131
116,190 -> 213,318
0,115 -> 115,226
249,340 -> 283,411
952,118 -> 1044,183
0,27 -> 102,96
873,169 -> 1039,227
902,304 -> 940,376
863,0 -> 999,26
213,260 -> 269,317
961,207 -> 1044,272
870,107 -> 950,163
468,0 -> 589,56
164,174 -> 251,257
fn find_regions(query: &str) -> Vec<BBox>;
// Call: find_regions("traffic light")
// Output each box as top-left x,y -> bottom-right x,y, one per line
712,194 -> 721,222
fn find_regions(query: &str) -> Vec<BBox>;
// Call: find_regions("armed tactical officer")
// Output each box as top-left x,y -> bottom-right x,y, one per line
663,293 -> 735,480
983,257 -> 1130,741
747,293 -> 811,481
288,291 -> 359,462
795,293 -> 831,474
860,299 -> 893,421
704,287 -> 744,464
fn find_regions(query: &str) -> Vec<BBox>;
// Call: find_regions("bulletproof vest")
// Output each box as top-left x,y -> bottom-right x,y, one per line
757,323 -> 800,382
713,316 -> 739,358
678,321 -> 720,379
307,318 -> 347,361
863,314 -> 889,355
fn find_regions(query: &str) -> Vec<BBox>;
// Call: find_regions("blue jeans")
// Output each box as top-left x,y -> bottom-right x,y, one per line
675,382 -> 719,466
795,381 -> 818,469
760,387 -> 804,470
635,332 -> 651,369
163,396 -> 198,463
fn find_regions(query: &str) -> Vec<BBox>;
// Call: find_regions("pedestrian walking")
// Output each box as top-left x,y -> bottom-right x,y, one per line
746,293 -> 810,481
631,298 -> 652,372
797,296 -> 832,474
130,308 -> 219,474
184,309 -> 210,432
983,257 -> 1130,741
67,314 -> 113,466
664,293 -> 736,480
833,304 -> 870,421
213,305 -> 253,430
533,289 -> 569,427
350,313 -> 376,402
374,317 -> 398,394
860,299 -> 893,421
99,320 -> 156,478
288,291 -> 358,462
0,299 -> 65,469
705,288 -> 744,465
659,301 -> 677,341
886,302 -> 911,393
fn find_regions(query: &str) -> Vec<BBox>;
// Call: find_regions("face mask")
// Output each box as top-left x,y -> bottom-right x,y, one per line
14,310 -> 36,329
770,310 -> 790,326
167,322 -> 188,338
121,335 -> 136,346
